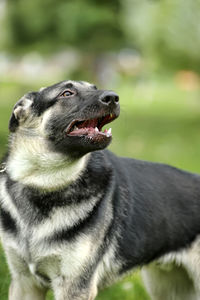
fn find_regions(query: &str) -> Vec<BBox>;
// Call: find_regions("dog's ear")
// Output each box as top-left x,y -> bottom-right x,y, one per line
9,93 -> 35,132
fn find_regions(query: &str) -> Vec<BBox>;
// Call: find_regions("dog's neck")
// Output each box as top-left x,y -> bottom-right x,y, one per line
7,134 -> 89,191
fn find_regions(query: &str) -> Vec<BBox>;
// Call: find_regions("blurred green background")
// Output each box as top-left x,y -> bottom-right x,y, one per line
1,0 -> 200,299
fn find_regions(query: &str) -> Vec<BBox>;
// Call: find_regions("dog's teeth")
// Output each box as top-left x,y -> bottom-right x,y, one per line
106,128 -> 112,137
95,127 -> 99,132
73,126 -> 78,131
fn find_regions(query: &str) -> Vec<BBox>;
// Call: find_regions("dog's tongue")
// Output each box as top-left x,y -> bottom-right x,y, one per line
69,119 -> 98,136
69,127 -> 96,136
68,117 -> 112,137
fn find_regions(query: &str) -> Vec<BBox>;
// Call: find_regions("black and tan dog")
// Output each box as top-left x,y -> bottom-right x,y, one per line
1,80 -> 200,300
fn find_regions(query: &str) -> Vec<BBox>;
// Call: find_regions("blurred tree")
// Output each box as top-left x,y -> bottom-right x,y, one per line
124,0 -> 200,72
5,0 -> 200,74
5,0 -> 125,53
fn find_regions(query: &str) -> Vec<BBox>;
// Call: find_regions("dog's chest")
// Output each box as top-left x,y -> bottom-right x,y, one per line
7,227 -> 95,285
1,190 -> 99,284
0,173 -> 106,285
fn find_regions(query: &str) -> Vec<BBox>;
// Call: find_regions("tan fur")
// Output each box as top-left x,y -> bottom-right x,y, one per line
142,236 -> 200,300
9,278 -> 47,300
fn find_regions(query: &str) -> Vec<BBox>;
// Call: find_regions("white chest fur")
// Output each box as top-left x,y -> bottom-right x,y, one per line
0,178 -> 99,285
5,232 -> 95,287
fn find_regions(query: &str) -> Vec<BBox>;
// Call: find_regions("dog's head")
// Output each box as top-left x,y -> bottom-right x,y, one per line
9,80 -> 120,158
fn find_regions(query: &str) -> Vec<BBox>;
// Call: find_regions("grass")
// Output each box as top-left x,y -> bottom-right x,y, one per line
0,77 -> 200,299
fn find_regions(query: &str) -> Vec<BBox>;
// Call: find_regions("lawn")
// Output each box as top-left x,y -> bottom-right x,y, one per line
1,77 -> 200,299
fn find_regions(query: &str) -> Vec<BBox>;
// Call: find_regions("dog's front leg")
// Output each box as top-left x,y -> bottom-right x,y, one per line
52,276 -> 98,300
9,277 -> 47,300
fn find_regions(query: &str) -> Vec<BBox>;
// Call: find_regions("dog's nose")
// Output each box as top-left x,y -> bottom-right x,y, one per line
99,91 -> 119,106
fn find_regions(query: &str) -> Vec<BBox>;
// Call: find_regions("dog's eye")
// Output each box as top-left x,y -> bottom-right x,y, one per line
60,90 -> 74,97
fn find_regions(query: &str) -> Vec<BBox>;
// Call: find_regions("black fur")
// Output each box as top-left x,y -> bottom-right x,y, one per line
0,206 -> 18,235
104,152 -> 200,273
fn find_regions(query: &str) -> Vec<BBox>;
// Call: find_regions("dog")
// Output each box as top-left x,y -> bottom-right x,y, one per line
1,80 -> 200,300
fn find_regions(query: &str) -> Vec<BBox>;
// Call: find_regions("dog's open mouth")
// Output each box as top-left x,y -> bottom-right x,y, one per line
66,113 -> 117,139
